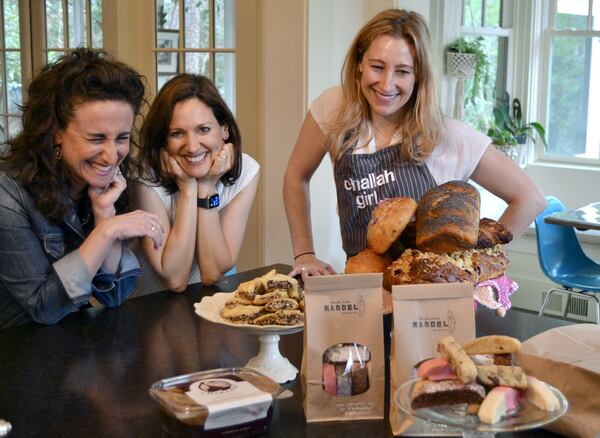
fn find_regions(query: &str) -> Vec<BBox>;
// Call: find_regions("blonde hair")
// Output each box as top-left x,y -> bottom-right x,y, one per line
326,9 -> 443,162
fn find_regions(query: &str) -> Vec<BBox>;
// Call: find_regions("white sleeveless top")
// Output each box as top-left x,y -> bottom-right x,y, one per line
132,153 -> 259,295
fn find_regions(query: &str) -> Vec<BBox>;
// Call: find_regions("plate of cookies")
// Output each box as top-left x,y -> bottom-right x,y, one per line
194,270 -> 304,383
194,269 -> 304,336
394,335 -> 568,435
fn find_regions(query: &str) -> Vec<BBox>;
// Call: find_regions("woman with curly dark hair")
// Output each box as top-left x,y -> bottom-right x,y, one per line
131,74 -> 259,292
0,49 -> 164,328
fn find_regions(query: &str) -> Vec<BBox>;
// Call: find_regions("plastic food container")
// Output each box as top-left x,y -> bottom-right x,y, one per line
149,367 -> 290,437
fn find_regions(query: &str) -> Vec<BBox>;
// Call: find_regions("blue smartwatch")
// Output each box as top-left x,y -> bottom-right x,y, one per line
197,193 -> 220,209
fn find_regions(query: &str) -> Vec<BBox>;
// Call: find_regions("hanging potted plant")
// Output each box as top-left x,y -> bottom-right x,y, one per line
446,36 -> 490,106
488,91 -> 547,167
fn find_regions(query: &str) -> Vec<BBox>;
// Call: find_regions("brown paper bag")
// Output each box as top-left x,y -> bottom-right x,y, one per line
302,273 -> 385,422
389,283 -> 475,436
519,324 -> 600,438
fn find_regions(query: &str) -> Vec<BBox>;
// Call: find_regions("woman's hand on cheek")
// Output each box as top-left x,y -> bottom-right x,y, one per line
160,149 -> 196,192
88,169 -> 127,220
210,143 -> 234,178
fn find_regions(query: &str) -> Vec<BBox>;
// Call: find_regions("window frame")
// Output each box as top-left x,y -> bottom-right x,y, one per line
536,0 -> 600,166
152,0 -> 236,110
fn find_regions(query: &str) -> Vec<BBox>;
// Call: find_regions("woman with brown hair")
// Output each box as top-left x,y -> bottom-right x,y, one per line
0,49 -> 164,328
283,9 -> 545,278
133,74 -> 259,292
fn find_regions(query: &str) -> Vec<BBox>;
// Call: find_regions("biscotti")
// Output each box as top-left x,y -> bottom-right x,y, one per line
416,181 -> 480,253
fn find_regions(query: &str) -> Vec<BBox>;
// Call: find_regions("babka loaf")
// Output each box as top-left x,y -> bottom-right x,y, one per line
477,218 -> 513,248
416,181 -> 480,253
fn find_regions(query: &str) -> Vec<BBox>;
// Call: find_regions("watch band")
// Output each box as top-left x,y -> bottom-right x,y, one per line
197,193 -> 220,209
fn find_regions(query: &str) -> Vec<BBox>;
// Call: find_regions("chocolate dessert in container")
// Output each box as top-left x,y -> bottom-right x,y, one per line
149,367 -> 290,437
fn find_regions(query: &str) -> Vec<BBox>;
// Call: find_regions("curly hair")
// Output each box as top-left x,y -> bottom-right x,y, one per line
327,9 -> 444,162
137,73 -> 242,194
1,48 -> 147,222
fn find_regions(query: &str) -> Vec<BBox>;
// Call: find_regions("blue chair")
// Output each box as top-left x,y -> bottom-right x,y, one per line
535,196 -> 600,323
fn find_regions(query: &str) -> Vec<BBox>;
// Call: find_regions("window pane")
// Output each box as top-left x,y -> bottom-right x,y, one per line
46,51 -> 65,64
556,0 -> 588,30
464,0 -> 483,27
185,52 -> 210,77
5,51 -> 21,114
484,0 -> 501,27
0,55 -> 4,112
463,36 -> 506,131
215,0 -> 234,48
157,0 -> 179,31
0,117 -> 5,145
156,44 -> 178,75
215,52 -> 235,111
547,37 -> 596,157
91,0 -> 103,47
593,0 -> 600,30
68,0 -> 87,47
4,0 -> 20,49
7,115 -> 21,139
157,73 -> 176,92
184,0 -> 208,49
46,0 -> 65,48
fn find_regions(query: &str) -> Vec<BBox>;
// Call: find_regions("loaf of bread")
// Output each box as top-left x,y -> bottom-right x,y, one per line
367,197 -> 417,255
345,248 -> 392,274
383,244 -> 509,289
477,218 -> 513,248
416,181 -> 480,254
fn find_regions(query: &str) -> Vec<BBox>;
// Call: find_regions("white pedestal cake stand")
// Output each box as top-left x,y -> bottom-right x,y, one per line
394,378 -> 567,438
194,292 -> 303,384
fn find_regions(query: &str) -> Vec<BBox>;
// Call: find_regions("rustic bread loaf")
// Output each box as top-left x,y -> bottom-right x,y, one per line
383,245 -> 509,288
416,181 -> 480,253
367,197 -> 417,255
345,248 -> 392,274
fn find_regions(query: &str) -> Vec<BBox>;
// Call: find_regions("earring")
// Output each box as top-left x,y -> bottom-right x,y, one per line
54,145 -> 62,160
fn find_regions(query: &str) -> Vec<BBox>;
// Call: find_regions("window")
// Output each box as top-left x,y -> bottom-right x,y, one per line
0,0 -> 102,145
541,0 -> 600,164
154,0 -> 235,110
43,0 -> 103,62
461,0 -> 512,132
0,0 -> 23,143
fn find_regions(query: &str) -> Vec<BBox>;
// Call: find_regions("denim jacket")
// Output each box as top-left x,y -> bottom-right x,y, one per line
0,171 -> 141,328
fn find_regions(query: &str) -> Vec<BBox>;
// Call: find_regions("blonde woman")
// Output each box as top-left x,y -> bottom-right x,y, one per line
283,9 -> 545,278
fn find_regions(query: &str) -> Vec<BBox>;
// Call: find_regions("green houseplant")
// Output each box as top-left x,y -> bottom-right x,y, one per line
487,91 -> 548,166
487,91 -> 548,148
447,36 -> 490,106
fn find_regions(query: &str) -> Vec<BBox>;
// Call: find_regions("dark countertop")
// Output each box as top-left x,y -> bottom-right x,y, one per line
0,264 -> 571,437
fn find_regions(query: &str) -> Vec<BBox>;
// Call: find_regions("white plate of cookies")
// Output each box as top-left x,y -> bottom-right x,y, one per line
194,269 -> 304,336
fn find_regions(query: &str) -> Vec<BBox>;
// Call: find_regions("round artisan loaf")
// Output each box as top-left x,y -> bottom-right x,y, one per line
416,181 -> 480,253
367,197 -> 418,255
345,248 -> 392,274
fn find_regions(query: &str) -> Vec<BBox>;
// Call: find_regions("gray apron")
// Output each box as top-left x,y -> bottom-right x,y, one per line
333,144 -> 437,257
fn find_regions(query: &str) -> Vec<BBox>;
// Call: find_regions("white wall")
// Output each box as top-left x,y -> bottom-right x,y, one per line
307,0 -> 366,273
